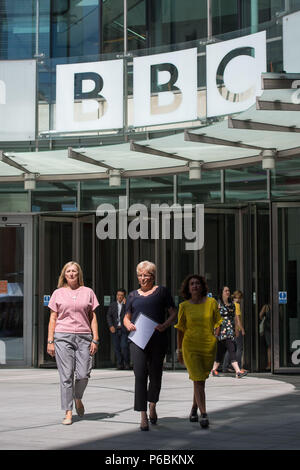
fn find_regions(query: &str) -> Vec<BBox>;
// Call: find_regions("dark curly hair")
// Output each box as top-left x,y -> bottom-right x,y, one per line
180,274 -> 208,300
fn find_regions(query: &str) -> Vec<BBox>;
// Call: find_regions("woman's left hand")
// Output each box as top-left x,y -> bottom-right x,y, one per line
155,323 -> 167,333
90,342 -> 98,356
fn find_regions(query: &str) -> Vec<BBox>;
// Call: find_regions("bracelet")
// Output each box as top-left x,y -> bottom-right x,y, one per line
47,340 -> 54,344
92,339 -> 99,345
176,348 -> 182,354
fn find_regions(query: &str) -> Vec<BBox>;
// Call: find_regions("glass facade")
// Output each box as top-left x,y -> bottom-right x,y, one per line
2,1 -> 300,60
32,181 -> 78,212
225,166 -> 268,202
1,1 -> 300,372
0,182 -> 28,212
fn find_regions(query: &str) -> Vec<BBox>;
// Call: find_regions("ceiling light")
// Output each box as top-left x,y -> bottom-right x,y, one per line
108,169 -> 121,187
261,149 -> 276,170
24,173 -> 37,190
188,161 -> 202,180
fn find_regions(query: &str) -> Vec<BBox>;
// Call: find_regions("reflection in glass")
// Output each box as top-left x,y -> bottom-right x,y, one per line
0,182 -> 28,212
81,179 -> 126,211
32,181 -> 78,212
271,160 -> 300,200
50,0 -> 101,57
129,176 -> 174,207
146,0 -> 207,47
103,0 -> 146,53
0,226 -> 24,362
278,207 -> 300,368
177,171 -> 221,205
225,165 -> 267,202
0,0 -> 35,59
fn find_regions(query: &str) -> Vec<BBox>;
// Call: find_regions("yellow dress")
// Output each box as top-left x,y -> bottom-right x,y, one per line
175,297 -> 223,381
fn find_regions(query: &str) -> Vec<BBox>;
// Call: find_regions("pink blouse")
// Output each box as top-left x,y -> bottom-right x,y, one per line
48,286 -> 99,334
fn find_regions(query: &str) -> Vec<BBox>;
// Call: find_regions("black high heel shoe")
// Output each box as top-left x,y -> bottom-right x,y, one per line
200,413 -> 209,428
140,416 -> 149,431
189,406 -> 198,422
149,404 -> 158,425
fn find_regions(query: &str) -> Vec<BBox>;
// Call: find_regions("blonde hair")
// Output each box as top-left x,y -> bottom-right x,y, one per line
233,290 -> 243,300
58,261 -> 84,288
136,260 -> 156,279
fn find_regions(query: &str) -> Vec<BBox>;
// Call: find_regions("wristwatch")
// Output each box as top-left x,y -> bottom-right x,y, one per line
92,339 -> 99,345
48,340 -> 54,344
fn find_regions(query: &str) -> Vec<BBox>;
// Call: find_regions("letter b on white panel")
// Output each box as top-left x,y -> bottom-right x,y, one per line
133,48 -> 197,127
56,60 -> 123,132
206,31 -> 266,117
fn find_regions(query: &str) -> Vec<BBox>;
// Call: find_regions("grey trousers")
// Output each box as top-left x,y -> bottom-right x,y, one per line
54,333 -> 93,411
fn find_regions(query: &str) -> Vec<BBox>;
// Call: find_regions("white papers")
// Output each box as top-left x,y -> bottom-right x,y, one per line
128,313 -> 158,349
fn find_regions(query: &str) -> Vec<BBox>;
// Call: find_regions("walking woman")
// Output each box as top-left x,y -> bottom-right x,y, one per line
47,261 -> 99,425
175,274 -> 223,428
124,261 -> 177,431
211,286 -> 247,378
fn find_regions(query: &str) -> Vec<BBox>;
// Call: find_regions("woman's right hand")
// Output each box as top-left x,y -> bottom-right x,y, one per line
126,322 -> 136,332
47,343 -> 55,357
177,350 -> 184,365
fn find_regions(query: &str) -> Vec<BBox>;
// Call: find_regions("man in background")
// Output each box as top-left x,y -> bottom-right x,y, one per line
107,289 -> 130,370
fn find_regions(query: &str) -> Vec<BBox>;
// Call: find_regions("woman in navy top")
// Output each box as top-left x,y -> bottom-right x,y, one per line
124,260 -> 177,431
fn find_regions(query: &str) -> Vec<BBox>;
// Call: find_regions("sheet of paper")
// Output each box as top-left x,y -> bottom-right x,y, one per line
128,313 -> 158,350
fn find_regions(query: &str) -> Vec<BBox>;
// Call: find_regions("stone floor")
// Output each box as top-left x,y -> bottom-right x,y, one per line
0,368 -> 299,451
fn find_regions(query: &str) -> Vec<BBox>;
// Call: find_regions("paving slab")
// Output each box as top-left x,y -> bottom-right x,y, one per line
0,368 -> 299,451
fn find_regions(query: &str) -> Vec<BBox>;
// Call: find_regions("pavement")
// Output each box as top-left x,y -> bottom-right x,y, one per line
0,368 -> 300,451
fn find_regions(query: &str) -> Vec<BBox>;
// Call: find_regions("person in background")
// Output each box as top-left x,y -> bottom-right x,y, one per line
175,274 -> 223,428
107,288 -> 130,370
211,286 -> 247,379
259,303 -> 271,371
124,261 -> 177,432
47,261 -> 99,425
222,290 -> 246,373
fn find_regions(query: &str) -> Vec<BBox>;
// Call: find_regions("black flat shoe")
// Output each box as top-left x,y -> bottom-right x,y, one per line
189,406 -> 198,422
200,413 -> 209,429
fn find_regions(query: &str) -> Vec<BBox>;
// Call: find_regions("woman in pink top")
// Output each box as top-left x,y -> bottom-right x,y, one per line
47,261 -> 99,425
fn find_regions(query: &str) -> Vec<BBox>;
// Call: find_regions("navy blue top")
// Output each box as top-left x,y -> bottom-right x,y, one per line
125,286 -> 175,325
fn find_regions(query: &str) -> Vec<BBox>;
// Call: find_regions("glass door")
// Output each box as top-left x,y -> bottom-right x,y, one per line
38,216 -> 75,366
38,214 -> 95,367
0,216 -> 33,366
272,203 -> 300,373
241,204 -> 271,373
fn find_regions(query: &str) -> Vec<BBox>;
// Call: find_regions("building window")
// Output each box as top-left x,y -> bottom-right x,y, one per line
177,171 -> 221,205
0,0 -> 35,59
50,0 -> 101,58
225,165 -> 268,202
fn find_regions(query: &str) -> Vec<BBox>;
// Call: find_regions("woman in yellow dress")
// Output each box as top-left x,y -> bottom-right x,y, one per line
175,274 -> 222,428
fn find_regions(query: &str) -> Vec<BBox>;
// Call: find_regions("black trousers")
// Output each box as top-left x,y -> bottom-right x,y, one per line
216,338 -> 237,364
111,328 -> 130,366
130,331 -> 167,411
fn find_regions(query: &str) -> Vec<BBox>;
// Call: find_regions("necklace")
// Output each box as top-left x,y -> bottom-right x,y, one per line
66,286 -> 81,300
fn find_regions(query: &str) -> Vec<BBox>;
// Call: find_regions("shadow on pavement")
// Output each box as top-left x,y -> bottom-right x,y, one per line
58,379 -> 300,450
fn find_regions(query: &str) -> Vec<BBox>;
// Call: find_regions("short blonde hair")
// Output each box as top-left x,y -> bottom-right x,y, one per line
136,260 -> 156,279
233,290 -> 243,300
58,261 -> 84,288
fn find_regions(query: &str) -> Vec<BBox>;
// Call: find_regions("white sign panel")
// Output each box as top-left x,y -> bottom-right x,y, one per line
133,48 -> 197,127
206,31 -> 266,117
283,11 -> 300,73
0,60 -> 36,141
56,59 -> 123,132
